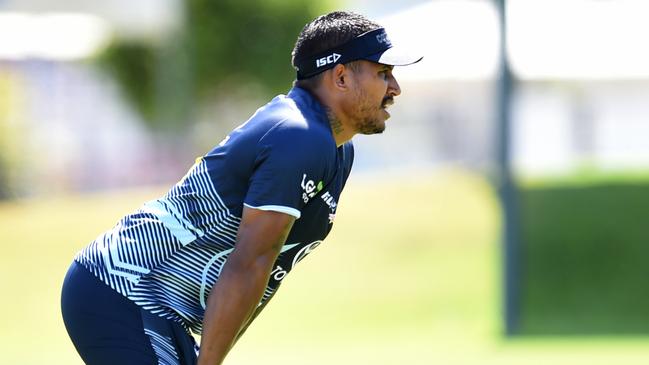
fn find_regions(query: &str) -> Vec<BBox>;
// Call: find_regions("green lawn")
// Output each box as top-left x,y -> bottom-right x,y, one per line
1,170 -> 647,364
519,182 -> 649,335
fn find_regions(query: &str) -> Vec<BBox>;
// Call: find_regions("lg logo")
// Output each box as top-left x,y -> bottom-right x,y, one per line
316,53 -> 341,68
301,173 -> 323,203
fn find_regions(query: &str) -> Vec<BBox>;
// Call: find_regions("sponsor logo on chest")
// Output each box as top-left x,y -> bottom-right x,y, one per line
300,173 -> 338,223
301,174 -> 323,203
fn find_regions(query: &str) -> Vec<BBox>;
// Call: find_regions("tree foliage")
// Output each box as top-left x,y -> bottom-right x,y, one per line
99,0 -> 333,129
99,42 -> 157,122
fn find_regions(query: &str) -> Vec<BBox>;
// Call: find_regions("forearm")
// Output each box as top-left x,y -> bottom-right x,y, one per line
234,286 -> 278,344
197,206 -> 294,365
197,256 -> 275,365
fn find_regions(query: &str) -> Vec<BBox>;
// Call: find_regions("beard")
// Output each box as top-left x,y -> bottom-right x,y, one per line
352,90 -> 392,135
356,116 -> 385,135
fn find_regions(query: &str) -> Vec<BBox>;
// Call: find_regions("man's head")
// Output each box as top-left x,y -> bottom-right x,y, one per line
291,11 -> 382,89
291,11 -> 422,138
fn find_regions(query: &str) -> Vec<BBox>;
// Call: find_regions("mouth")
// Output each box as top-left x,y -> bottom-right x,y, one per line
381,97 -> 394,117
381,97 -> 394,109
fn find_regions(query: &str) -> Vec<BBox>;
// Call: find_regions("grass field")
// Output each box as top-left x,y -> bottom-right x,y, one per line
1,169 -> 648,364
519,181 -> 649,335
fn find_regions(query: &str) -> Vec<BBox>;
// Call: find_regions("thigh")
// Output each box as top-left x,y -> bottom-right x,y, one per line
61,261 -> 197,365
141,309 -> 199,365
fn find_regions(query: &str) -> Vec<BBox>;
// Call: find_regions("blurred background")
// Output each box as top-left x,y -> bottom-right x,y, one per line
1,0 -> 648,364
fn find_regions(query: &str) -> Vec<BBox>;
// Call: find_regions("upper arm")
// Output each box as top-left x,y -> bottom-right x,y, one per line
227,206 -> 295,268
244,122 -> 332,220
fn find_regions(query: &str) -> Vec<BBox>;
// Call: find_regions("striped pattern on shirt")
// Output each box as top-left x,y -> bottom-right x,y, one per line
75,158 -> 277,334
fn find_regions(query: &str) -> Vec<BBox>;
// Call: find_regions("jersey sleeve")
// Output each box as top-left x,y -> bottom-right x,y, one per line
243,122 -> 331,219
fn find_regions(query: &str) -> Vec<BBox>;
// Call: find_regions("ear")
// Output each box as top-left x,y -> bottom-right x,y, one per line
331,64 -> 350,91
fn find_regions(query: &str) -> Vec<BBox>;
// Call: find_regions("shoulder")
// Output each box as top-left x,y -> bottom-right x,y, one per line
262,117 -> 328,146
257,98 -> 334,156
255,119 -> 335,177
214,93 -> 336,169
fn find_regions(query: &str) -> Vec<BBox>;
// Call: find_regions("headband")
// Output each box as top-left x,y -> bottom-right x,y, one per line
294,28 -> 395,80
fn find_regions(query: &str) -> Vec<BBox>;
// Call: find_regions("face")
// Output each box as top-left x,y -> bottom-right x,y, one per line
345,61 -> 401,135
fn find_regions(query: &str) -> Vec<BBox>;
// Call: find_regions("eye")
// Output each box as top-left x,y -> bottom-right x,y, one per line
379,70 -> 389,80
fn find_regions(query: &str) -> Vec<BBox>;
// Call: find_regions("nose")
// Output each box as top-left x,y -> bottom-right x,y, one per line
388,73 -> 401,97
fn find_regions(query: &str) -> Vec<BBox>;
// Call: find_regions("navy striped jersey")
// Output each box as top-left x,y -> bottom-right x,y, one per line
75,87 -> 354,334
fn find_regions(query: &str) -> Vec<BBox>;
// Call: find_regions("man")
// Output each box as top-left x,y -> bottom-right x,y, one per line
61,10 -> 421,365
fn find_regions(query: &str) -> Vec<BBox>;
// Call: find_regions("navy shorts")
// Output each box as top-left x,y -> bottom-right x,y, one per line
61,261 -> 199,365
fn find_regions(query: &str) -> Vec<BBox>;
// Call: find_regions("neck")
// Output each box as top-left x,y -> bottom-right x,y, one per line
326,109 -> 355,147
309,87 -> 356,147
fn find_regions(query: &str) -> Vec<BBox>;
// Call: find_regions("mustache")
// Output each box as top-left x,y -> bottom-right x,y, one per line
381,96 -> 394,108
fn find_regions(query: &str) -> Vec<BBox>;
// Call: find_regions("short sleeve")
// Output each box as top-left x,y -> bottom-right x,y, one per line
243,122 -> 332,219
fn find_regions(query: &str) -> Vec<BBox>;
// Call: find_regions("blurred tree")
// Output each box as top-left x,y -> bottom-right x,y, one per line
0,72 -> 25,200
99,0 -> 335,130
100,42 -> 158,123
